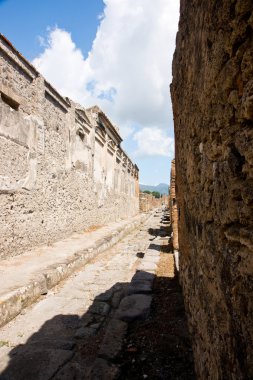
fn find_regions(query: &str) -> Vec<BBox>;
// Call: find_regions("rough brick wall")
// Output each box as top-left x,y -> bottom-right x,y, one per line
169,159 -> 179,252
0,35 -> 139,259
171,1 -> 253,378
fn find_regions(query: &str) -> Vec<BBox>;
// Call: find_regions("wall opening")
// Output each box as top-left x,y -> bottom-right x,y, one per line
1,92 -> 19,111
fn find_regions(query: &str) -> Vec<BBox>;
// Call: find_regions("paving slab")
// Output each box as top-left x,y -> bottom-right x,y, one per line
0,348 -> 74,380
116,294 -> 153,322
89,301 -> 111,316
126,281 -> 153,295
140,262 -> 158,272
98,319 -> 128,359
88,358 -> 119,380
132,271 -> 155,283
53,362 -> 85,380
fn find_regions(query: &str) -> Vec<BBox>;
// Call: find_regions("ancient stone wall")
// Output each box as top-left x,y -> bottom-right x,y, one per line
169,159 -> 179,271
139,193 -> 164,212
0,35 -> 139,259
171,1 -> 253,378
169,159 -> 179,252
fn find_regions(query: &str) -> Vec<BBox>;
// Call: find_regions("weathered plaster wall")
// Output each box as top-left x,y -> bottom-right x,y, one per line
171,1 -> 253,379
0,35 -> 139,259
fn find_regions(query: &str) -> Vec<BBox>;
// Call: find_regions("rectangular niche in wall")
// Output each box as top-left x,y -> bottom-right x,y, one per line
72,109 -> 92,174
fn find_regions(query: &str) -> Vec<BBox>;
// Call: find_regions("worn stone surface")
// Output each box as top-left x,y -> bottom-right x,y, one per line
126,281 -> 152,295
74,327 -> 97,339
171,1 -> 253,379
0,34 -> 139,259
0,212 -> 148,328
98,319 -> 128,360
88,358 -> 119,380
53,362 -> 84,380
89,302 -> 111,317
111,290 -> 124,309
137,261 -> 157,273
0,349 -> 73,380
132,271 -> 155,284
116,294 -> 152,322
0,212 -> 161,379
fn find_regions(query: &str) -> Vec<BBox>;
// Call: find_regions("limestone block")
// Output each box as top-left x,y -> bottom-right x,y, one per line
116,294 -> 152,322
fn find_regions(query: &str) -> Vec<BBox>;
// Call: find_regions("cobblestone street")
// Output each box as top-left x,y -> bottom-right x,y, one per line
0,209 -> 194,379
0,210 -> 162,379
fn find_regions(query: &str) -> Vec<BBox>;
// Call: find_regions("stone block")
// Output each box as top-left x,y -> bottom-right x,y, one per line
126,281 -> 152,295
116,294 -> 152,322
132,271 -> 155,283
0,348 -> 74,380
53,362 -> 84,380
98,319 -> 128,359
74,327 -> 97,339
111,289 -> 124,309
89,301 -> 110,317
88,358 -> 119,380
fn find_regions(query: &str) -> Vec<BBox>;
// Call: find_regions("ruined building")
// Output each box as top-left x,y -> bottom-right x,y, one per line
139,192 -> 168,212
0,34 -> 139,259
171,1 -> 253,379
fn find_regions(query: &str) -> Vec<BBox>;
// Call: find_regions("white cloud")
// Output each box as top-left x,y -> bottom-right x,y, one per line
32,0 -> 179,156
33,28 -> 92,103
133,127 -> 174,157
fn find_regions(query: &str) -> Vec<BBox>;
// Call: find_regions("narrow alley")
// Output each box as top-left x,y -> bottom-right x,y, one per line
0,210 -> 194,379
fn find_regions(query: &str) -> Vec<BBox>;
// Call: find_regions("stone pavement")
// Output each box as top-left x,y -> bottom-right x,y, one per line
0,212 -> 150,328
0,209 -> 167,380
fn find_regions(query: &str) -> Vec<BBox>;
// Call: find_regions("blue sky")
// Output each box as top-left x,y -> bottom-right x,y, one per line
0,0 -> 103,60
0,0 -> 179,185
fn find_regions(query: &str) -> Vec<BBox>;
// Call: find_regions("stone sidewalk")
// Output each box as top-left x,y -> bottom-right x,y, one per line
0,212 -> 152,328
0,209 -> 166,380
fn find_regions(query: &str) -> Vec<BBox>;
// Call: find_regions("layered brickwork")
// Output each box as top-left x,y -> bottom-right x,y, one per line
171,1 -> 253,378
0,35 -> 139,259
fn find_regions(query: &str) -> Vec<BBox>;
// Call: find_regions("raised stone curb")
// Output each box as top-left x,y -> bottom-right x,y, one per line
0,212 -> 152,328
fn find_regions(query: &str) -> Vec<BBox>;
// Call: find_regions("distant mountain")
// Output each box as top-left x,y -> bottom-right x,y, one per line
139,183 -> 169,195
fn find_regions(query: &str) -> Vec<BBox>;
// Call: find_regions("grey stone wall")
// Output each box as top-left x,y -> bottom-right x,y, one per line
171,1 -> 253,379
0,35 -> 139,259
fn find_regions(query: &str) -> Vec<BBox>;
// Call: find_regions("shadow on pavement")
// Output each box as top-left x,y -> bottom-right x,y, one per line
0,211 -> 195,380
118,271 -> 196,379
0,280 -> 130,380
